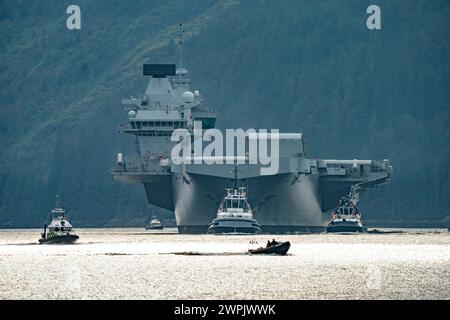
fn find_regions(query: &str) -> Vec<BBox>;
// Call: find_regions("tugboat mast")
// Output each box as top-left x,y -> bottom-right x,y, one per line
55,193 -> 61,209
233,165 -> 238,190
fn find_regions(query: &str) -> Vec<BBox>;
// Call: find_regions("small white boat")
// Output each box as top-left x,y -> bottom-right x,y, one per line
146,215 -> 163,230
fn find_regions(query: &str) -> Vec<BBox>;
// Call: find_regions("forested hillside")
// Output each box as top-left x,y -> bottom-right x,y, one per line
0,0 -> 449,227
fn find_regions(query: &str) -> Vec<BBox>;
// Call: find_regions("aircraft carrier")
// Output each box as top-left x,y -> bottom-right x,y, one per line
110,39 -> 391,233
110,61 -> 391,233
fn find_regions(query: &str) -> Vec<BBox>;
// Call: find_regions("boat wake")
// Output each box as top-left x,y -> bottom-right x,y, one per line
168,251 -> 247,256
366,229 -> 404,234
166,251 -> 293,256
4,242 -> 40,246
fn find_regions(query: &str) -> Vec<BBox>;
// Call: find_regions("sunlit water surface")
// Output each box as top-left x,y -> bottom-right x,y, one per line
0,228 -> 449,299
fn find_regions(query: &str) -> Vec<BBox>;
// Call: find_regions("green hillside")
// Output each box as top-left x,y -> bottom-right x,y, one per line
0,0 -> 449,227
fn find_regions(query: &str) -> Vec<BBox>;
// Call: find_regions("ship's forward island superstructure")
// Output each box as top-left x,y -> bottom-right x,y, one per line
110,61 -> 392,234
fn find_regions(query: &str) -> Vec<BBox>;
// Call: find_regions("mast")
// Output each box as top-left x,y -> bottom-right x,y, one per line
55,193 -> 61,209
231,165 -> 248,192
178,23 -> 184,78
234,165 -> 237,190
233,165 -> 238,190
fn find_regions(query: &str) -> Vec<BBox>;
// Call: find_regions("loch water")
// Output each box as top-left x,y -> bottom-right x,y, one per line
0,228 -> 449,299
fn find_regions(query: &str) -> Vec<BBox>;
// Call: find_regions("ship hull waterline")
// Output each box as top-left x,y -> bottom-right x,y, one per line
39,234 -> 79,244
207,218 -> 262,235
326,222 -> 367,233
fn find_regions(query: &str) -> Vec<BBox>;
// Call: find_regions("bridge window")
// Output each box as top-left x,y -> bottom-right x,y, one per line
195,118 -> 216,129
226,199 -> 244,209
174,121 -> 186,129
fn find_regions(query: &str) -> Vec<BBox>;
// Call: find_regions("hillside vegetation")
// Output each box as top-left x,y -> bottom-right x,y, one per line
0,0 -> 449,227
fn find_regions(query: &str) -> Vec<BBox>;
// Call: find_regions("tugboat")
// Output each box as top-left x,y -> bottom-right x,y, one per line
207,167 -> 262,234
326,195 -> 367,233
39,194 -> 79,244
145,214 -> 163,230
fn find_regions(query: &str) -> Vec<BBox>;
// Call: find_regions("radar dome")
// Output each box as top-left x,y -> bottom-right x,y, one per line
194,90 -> 200,97
128,110 -> 136,118
182,91 -> 195,103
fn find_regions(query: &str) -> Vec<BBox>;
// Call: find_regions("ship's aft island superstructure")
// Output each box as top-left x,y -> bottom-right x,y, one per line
110,60 -> 392,234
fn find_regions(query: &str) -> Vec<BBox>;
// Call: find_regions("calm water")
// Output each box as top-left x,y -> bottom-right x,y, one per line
0,228 -> 449,299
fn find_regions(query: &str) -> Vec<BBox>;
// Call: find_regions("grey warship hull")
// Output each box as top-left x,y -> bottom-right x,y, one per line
114,160 -> 391,234
172,172 -> 324,234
